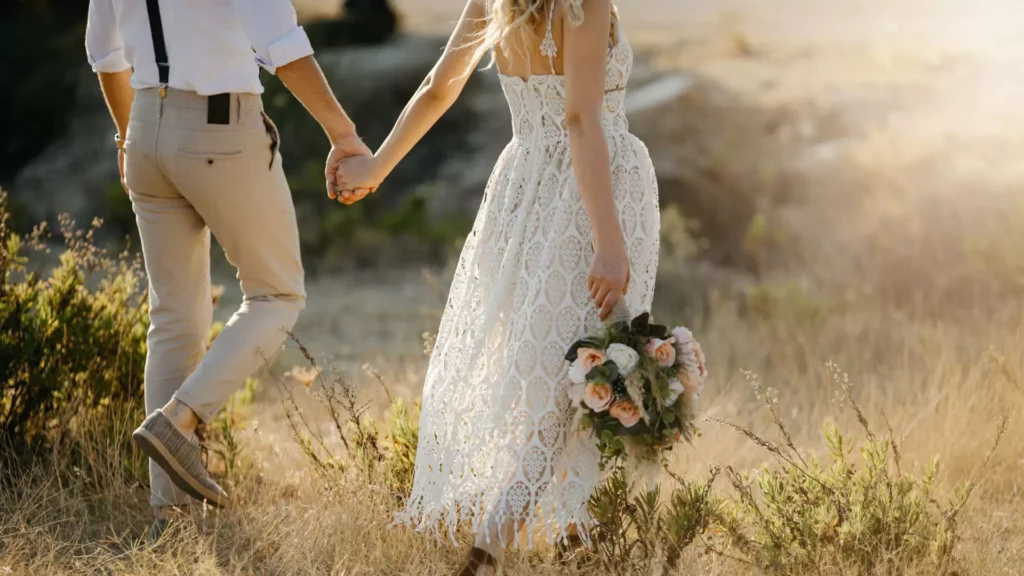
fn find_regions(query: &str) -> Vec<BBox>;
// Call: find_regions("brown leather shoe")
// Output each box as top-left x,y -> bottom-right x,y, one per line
455,547 -> 497,576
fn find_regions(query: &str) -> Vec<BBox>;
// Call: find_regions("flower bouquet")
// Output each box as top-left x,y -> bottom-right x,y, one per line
566,312 -> 707,466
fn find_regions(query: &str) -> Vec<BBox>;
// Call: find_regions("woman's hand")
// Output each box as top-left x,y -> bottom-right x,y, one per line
325,133 -> 372,201
333,156 -> 383,205
588,243 -> 631,321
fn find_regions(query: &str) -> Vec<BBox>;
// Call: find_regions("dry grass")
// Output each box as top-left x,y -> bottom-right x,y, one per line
3,286 -> 1022,574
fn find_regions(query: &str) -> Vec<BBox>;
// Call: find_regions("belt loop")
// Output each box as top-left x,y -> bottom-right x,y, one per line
237,94 -> 243,125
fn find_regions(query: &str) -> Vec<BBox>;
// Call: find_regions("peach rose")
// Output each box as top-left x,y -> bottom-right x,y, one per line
644,337 -> 677,367
609,400 -> 642,428
569,347 -> 607,384
583,382 -> 614,412
578,347 -> 607,371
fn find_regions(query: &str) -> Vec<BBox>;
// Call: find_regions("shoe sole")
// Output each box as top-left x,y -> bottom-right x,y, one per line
133,427 -> 228,508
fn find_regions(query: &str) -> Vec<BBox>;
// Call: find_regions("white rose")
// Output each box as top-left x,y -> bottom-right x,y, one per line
568,358 -> 588,384
664,378 -> 685,406
606,343 -> 640,375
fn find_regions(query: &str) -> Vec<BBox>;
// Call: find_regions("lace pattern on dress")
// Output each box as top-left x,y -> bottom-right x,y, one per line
392,2 -> 659,550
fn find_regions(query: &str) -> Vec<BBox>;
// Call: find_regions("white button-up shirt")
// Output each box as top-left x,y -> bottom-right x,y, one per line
86,0 -> 314,95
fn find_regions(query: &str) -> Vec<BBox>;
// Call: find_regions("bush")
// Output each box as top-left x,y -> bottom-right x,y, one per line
586,467 -> 722,573
0,190 -> 250,499
714,367 -> 1007,575
0,190 -> 148,453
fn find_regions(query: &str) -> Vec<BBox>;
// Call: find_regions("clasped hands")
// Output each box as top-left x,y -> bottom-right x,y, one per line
324,135 -> 383,206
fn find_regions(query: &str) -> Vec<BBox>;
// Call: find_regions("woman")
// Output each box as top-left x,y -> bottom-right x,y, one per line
333,0 -> 660,573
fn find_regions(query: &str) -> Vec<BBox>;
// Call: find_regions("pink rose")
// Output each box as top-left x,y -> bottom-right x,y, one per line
678,341 -> 708,394
583,382 -> 614,412
644,337 -> 677,367
609,400 -> 642,428
671,326 -> 695,347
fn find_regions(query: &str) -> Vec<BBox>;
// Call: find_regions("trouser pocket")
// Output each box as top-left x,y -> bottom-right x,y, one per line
260,111 -> 280,170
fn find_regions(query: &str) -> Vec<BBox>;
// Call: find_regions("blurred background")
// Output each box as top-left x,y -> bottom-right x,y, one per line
5,0 -> 1024,360
4,1 -> 1024,572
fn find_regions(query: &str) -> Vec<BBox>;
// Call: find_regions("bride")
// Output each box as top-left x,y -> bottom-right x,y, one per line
333,0 -> 660,572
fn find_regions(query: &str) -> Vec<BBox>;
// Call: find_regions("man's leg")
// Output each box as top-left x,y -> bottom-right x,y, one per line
125,107 -> 213,510
164,107 -> 305,425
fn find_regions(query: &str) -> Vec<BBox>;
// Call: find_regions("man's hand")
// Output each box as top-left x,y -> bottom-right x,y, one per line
325,133 -> 372,201
117,148 -> 129,195
334,155 -> 383,205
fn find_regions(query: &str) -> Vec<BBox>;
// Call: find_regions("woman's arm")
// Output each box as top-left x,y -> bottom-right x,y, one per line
334,0 -> 487,200
564,0 -> 628,320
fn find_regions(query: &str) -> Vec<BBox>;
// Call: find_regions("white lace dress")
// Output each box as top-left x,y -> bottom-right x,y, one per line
395,5 -> 660,548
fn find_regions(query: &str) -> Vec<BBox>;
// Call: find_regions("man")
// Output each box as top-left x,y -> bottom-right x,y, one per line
85,0 -> 366,538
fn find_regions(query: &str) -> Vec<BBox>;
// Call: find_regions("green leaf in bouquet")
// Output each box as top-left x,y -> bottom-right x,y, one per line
586,360 -> 621,384
580,412 -> 594,430
663,409 -> 677,424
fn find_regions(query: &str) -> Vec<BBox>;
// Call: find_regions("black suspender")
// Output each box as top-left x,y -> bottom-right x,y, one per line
142,0 -> 232,124
144,0 -> 170,96
142,0 -> 230,124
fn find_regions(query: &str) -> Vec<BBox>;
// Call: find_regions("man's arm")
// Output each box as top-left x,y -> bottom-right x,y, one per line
230,0 -> 371,197
275,56 -> 366,151
98,70 -> 134,141
276,56 -> 372,198
87,0 -> 134,193
97,69 -> 134,194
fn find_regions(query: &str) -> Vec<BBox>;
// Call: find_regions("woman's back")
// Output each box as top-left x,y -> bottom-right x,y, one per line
491,0 -> 620,81
492,1 -> 633,142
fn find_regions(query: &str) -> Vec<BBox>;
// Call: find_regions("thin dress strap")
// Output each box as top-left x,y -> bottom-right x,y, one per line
539,0 -> 558,75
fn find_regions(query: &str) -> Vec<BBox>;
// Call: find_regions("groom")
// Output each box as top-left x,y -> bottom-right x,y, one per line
86,0 -> 367,536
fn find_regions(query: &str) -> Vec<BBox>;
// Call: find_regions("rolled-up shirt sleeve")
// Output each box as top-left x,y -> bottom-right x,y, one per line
85,0 -> 131,73
232,0 -> 315,74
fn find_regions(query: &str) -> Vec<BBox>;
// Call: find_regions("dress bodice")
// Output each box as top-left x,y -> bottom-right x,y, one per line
497,18 -> 634,142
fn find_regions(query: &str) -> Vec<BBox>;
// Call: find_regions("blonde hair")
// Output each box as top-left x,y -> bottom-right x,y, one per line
472,0 -> 617,69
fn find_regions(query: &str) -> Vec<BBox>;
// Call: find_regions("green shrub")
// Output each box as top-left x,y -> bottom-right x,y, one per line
0,190 -> 255,502
586,468 -> 722,573
715,367 -> 1007,575
0,190 -> 148,452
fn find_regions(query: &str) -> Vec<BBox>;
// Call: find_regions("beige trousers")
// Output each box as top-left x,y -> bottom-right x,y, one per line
125,88 -> 305,507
